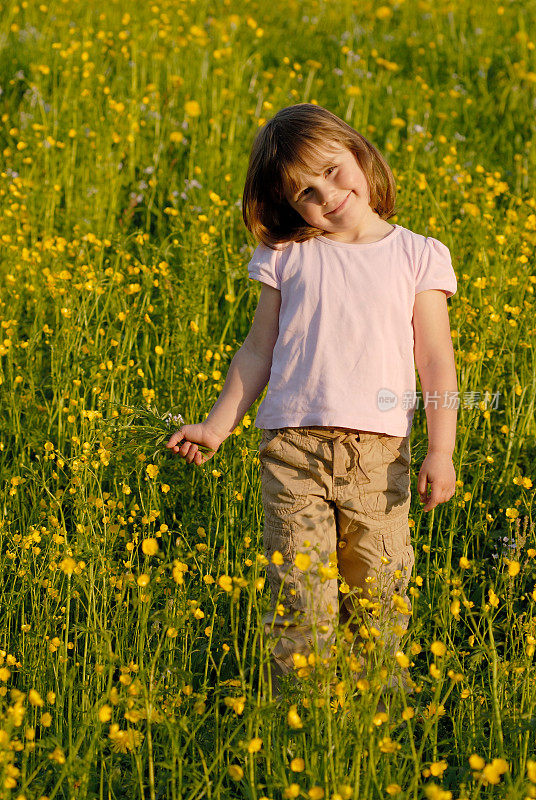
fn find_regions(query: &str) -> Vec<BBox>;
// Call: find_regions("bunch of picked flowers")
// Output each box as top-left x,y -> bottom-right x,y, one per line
101,402 -> 212,462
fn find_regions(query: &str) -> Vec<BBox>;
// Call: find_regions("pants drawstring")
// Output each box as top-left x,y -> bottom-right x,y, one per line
332,432 -> 370,484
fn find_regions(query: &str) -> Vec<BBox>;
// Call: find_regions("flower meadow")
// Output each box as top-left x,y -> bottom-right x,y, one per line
1,0 -> 536,798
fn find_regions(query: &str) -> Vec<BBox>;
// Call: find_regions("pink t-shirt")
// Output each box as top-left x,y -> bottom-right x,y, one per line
247,223 -> 457,436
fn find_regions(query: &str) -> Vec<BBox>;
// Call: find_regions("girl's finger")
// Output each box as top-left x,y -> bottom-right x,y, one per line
167,431 -> 184,448
186,444 -> 198,464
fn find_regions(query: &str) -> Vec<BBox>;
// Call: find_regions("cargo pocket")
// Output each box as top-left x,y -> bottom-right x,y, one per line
379,434 -> 411,467
259,429 -> 284,458
358,437 -> 411,521
260,431 -> 315,510
381,518 -> 415,590
263,513 -> 301,612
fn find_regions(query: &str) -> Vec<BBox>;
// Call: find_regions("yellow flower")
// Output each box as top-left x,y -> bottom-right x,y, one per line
287,705 -> 303,729
379,737 -> 401,754
294,552 -> 311,571
290,757 -> 305,771
430,760 -> 448,777
386,785 -> 402,795
137,574 -> 150,588
161,484 -> 170,493
124,709 -> 143,723
308,788 -> 324,799
482,758 -> 509,784
108,724 -> 143,753
423,783 -> 451,799
29,689 -> 44,707
146,464 -> 159,479
469,754 -> 485,771
142,538 -> 159,556
154,345 -> 164,356
227,764 -> 244,780
395,650 -> 409,668
292,653 -> 308,669
284,785 -> 301,799
505,507 -> 519,519
224,695 -> 246,715
185,100 -> 201,117
429,663 -> 441,679
247,737 -> 262,754
488,588 -> 499,607
423,702 -> 446,719
507,560 -> 520,577
376,5 -> 392,18
99,704 -> 112,723
271,550 -> 284,565
459,556 -> 471,569
526,760 -> 536,783
391,594 -> 411,615
372,712 -> 389,726
60,557 -> 77,576
41,712 -> 53,727
430,641 -> 447,657
218,575 -> 233,592
172,560 -> 188,584
49,746 -> 66,763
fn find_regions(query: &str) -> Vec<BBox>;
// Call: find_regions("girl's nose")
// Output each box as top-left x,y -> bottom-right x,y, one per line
318,189 -> 335,206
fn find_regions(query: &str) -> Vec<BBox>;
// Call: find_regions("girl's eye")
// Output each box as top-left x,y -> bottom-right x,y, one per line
299,167 -> 336,199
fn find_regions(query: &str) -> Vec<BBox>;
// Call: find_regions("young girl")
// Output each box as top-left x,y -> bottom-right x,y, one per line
166,103 -> 458,703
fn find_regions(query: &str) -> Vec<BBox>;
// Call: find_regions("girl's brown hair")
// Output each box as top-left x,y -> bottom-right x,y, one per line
242,103 -> 399,250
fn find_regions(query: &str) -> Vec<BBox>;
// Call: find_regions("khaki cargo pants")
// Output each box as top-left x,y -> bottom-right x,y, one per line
259,426 -> 415,698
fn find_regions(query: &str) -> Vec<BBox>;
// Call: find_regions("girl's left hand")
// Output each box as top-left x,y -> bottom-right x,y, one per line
417,452 -> 456,512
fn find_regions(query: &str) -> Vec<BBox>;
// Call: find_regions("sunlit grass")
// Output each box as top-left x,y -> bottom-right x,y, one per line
0,0 -> 536,797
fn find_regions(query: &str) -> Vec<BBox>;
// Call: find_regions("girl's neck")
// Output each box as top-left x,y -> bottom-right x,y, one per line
321,216 -> 394,245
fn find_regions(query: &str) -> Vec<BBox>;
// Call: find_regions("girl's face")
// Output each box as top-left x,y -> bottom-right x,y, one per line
284,143 -> 380,237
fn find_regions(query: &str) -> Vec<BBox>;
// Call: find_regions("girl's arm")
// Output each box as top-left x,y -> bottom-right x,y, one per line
413,289 -> 458,510
167,283 -> 281,465
204,282 -> 281,440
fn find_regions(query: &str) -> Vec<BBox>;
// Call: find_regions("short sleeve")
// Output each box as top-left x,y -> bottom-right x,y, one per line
247,243 -> 283,290
415,237 -> 457,298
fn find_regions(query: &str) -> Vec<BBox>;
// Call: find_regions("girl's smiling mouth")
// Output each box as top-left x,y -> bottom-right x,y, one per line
325,193 -> 351,216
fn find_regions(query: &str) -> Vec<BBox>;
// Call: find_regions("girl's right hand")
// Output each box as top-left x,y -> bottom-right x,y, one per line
166,423 -> 223,467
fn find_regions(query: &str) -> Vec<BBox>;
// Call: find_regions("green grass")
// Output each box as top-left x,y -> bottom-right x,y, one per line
1,0 -> 536,797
